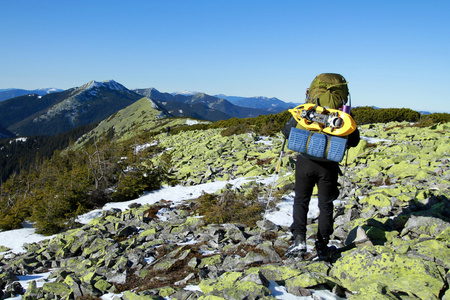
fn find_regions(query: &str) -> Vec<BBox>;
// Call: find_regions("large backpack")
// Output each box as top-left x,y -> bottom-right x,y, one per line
306,73 -> 349,109
282,73 -> 352,162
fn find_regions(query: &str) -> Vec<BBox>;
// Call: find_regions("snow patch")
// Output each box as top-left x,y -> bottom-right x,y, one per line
147,98 -> 160,109
9,137 -> 27,144
81,80 -> 127,93
134,142 -> 157,154
172,90 -> 199,96
361,136 -> 391,144
185,119 -> 208,125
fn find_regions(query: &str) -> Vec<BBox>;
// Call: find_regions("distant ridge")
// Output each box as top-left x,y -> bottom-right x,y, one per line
0,88 -> 63,102
134,88 -> 271,121
0,124 -> 16,139
0,80 -> 142,136
216,94 -> 300,113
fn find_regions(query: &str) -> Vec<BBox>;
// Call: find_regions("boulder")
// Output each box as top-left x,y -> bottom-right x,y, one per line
331,245 -> 445,299
198,271 -> 271,299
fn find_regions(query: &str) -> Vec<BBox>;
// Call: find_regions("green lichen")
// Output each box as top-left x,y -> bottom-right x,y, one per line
250,265 -> 302,281
331,246 -> 445,299
94,279 -> 112,292
199,271 -> 243,294
437,227 -> 450,242
122,290 -> 164,299
138,228 -> 157,239
42,282 -> 73,299
411,239 -> 450,268
360,192 -> 391,208
285,272 -> 328,289
0,245 -> 11,252
199,271 -> 271,298
198,254 -> 222,268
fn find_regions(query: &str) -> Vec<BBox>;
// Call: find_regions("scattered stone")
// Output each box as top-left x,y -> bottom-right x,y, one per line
1,121 -> 450,299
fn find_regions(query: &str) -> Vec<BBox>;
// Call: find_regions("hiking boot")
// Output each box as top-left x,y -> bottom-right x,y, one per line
315,240 -> 337,261
285,235 -> 307,258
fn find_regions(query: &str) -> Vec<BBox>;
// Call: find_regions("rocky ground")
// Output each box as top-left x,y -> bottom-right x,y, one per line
0,121 -> 449,299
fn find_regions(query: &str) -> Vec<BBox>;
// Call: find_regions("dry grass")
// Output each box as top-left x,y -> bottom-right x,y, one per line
114,243 -> 211,293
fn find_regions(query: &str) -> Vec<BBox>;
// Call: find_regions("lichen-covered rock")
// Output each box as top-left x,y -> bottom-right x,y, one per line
359,192 -> 392,214
401,215 -> 450,238
331,245 -> 445,299
347,282 -> 405,299
2,121 -> 450,300
197,295 -> 226,300
0,270 -> 19,289
22,280 -> 44,300
41,281 -> 74,299
0,245 -> 10,252
152,246 -> 191,271
122,290 -> 165,299
285,272 -> 329,294
221,251 -> 266,271
408,239 -> 450,269
248,265 -> 301,282
199,271 -> 272,299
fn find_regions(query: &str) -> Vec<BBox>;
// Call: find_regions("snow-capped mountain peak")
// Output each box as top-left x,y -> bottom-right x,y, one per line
102,80 -> 128,91
35,88 -> 63,94
81,80 -> 128,92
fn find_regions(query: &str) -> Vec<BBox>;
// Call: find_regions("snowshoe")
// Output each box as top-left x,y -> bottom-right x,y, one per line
288,103 -> 356,136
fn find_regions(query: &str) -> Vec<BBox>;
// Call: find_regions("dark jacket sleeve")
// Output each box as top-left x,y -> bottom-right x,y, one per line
347,127 -> 360,148
282,117 -> 298,139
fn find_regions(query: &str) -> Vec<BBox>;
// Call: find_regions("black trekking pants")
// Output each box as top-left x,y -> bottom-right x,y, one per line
290,156 -> 340,243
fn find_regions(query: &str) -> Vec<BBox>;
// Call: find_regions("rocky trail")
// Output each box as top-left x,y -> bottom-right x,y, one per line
1,121 -> 449,299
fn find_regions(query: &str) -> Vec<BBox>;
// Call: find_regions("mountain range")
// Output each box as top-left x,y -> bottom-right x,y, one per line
0,81 -> 142,137
215,94 -> 299,113
0,80 -> 297,138
0,88 -> 63,102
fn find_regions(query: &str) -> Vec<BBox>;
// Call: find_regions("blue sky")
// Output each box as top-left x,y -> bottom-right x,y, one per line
1,1 -> 449,112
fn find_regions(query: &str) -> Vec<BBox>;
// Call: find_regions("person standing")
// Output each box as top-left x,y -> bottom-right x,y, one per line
283,73 -> 360,260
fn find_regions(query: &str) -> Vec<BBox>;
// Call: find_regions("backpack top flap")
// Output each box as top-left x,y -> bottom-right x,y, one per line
307,73 -> 349,109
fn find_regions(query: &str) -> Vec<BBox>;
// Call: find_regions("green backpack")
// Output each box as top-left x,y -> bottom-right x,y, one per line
306,73 -> 349,109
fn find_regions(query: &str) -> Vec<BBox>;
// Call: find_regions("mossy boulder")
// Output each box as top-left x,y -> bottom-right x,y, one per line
285,272 -> 329,291
408,239 -> 450,269
360,192 -> 392,212
0,245 -> 10,252
249,265 -> 302,282
122,290 -> 164,299
41,282 -> 73,299
401,215 -> 450,238
199,271 -> 271,299
331,245 -> 445,299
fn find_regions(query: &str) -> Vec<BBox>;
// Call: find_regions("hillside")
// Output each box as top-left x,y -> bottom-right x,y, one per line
0,80 -> 142,136
0,123 -> 98,182
134,88 -> 271,121
0,121 -> 449,299
0,125 -> 15,139
72,96 -> 205,148
0,83 -> 287,139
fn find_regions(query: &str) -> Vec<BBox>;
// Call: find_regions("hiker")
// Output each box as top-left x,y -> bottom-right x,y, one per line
283,73 -> 360,260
